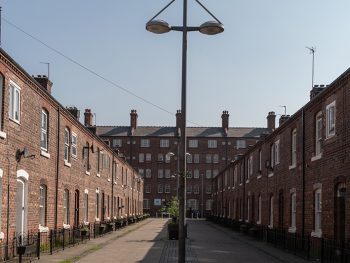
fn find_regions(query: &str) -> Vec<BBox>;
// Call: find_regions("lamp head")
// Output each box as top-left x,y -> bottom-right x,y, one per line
146,20 -> 171,34
199,21 -> 224,35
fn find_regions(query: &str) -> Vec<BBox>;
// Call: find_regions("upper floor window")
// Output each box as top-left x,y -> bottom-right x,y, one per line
270,144 -> 275,168
140,139 -> 150,148
205,170 -> 212,179
188,139 -> 198,148
139,153 -> 144,163
206,154 -> 212,164
291,129 -> 297,166
158,169 -> 164,179
193,169 -> 199,179
145,153 -> 152,161
274,140 -> 280,165
39,185 -> 47,226
165,184 -> 171,193
112,139 -> 122,147
164,169 -> 171,178
71,133 -> 77,158
138,169 -> 144,178
145,184 -> 151,193
236,140 -> 246,149
83,142 -> 90,172
64,128 -> 70,162
326,101 -> 336,138
315,112 -> 323,156
208,140 -> 217,148
248,155 -> 253,178
160,139 -> 169,148
158,184 -> 163,193
213,154 -> 219,164
193,154 -> 200,163
258,150 -> 262,172
145,169 -> 152,178
186,154 -> 192,163
213,169 -> 219,177
41,109 -> 48,151
9,80 -> 21,123
158,153 -> 164,162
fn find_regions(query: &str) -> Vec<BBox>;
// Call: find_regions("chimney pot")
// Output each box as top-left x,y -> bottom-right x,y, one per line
130,109 -> 138,132
66,106 -> 80,120
221,110 -> 229,131
34,75 -> 53,94
84,109 -> 94,126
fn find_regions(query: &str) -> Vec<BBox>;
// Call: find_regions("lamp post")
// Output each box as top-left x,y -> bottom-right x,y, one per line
146,1 -> 223,262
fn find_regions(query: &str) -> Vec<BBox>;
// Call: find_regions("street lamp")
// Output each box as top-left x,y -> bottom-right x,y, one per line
146,1 -> 223,262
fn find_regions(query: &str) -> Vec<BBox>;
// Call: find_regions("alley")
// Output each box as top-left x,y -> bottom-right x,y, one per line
70,219 -> 308,263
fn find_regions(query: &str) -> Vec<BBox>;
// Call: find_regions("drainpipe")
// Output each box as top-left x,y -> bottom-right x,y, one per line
54,107 -> 61,229
111,156 -> 114,218
301,108 -> 305,237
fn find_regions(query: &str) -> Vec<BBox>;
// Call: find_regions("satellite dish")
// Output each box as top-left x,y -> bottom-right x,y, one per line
23,147 -> 29,158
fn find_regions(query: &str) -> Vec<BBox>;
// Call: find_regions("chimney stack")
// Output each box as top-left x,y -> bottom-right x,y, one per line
267,111 -> 276,131
34,75 -> 53,94
130,109 -> 138,130
310,85 -> 326,100
66,106 -> 80,120
84,109 -> 94,126
176,110 -> 182,136
221,110 -> 229,131
279,115 -> 290,127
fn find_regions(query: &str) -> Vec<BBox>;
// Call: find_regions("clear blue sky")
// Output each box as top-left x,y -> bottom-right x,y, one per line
2,1 -> 350,128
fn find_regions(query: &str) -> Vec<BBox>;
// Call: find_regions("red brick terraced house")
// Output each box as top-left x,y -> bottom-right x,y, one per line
0,48 -> 143,249
95,110 -> 271,217
213,68 -> 350,243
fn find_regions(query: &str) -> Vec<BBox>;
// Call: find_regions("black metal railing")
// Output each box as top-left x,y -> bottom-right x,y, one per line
207,216 -> 350,263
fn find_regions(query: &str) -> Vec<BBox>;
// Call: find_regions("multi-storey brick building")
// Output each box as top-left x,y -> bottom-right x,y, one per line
96,110 -> 270,216
0,48 -> 143,245
213,68 -> 350,242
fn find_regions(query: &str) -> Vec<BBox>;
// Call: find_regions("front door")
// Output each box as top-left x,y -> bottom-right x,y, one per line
335,185 -> 346,243
101,192 -> 105,221
74,190 -> 80,227
278,191 -> 284,229
16,179 -> 27,239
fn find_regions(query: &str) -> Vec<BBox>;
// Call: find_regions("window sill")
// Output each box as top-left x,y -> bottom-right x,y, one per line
246,180 -> 249,184
268,225 -> 273,229
288,227 -> 296,233
96,173 -> 101,177
40,150 -> 50,159
39,225 -> 49,233
311,153 -> 322,162
0,131 -> 6,139
85,171 -> 91,176
107,178 -> 111,182
257,175 -> 262,179
256,221 -> 261,225
311,230 -> 322,238
0,232 -> 4,239
268,173 -> 274,177
64,161 -> 71,168
289,164 -> 296,170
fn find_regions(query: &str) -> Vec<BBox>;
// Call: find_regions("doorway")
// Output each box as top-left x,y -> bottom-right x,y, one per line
335,183 -> 346,243
74,190 -> 80,227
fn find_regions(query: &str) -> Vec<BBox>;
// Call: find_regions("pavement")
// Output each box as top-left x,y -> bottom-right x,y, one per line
38,218 -> 309,263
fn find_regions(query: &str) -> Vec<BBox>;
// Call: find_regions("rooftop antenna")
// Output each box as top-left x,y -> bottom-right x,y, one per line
40,62 -> 50,79
279,105 -> 287,116
306,46 -> 316,89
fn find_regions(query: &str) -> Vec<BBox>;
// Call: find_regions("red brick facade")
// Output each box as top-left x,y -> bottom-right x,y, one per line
96,111 -> 269,217
213,70 -> 350,241
0,49 -> 143,242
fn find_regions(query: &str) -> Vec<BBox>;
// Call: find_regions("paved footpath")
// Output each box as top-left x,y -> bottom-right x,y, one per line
39,219 -> 309,263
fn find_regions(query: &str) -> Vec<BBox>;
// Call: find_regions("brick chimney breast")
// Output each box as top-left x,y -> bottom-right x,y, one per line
279,115 -> 290,127
267,111 -> 276,131
34,75 -> 53,94
221,110 -> 229,131
66,106 -> 80,120
84,109 -> 94,126
130,109 -> 138,130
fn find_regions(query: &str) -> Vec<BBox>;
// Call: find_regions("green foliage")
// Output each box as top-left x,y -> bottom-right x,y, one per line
165,197 -> 179,218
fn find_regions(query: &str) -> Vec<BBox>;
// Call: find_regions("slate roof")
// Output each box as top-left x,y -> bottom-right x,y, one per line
96,126 -> 268,138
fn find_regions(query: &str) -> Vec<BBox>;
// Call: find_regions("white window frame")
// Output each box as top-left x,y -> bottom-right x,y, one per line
139,153 -> 144,163
145,169 -> 152,178
194,185 -> 199,194
236,140 -> 246,149
206,170 -> 212,179
157,184 -> 163,193
164,169 -> 171,178
274,140 -> 280,165
140,139 -> 150,148
160,139 -> 169,148
290,192 -> 296,231
326,101 -> 336,138
158,169 -> 164,179
315,112 -> 323,156
312,189 -> 322,237
193,169 -> 199,179
206,154 -> 212,164
208,140 -> 217,148
188,139 -> 198,148
143,199 -> 150,209
71,132 -> 77,158
213,154 -> 219,164
194,154 -> 200,163
64,128 -> 70,162
164,184 -> 171,193
145,184 -> 151,193
41,110 -> 48,151
291,129 -> 297,167
206,184 -> 212,194
64,189 -> 70,224
39,185 -> 47,226
112,139 -> 122,147
84,192 -> 88,222
9,80 -> 21,123
158,153 -> 164,162
145,153 -> 152,162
